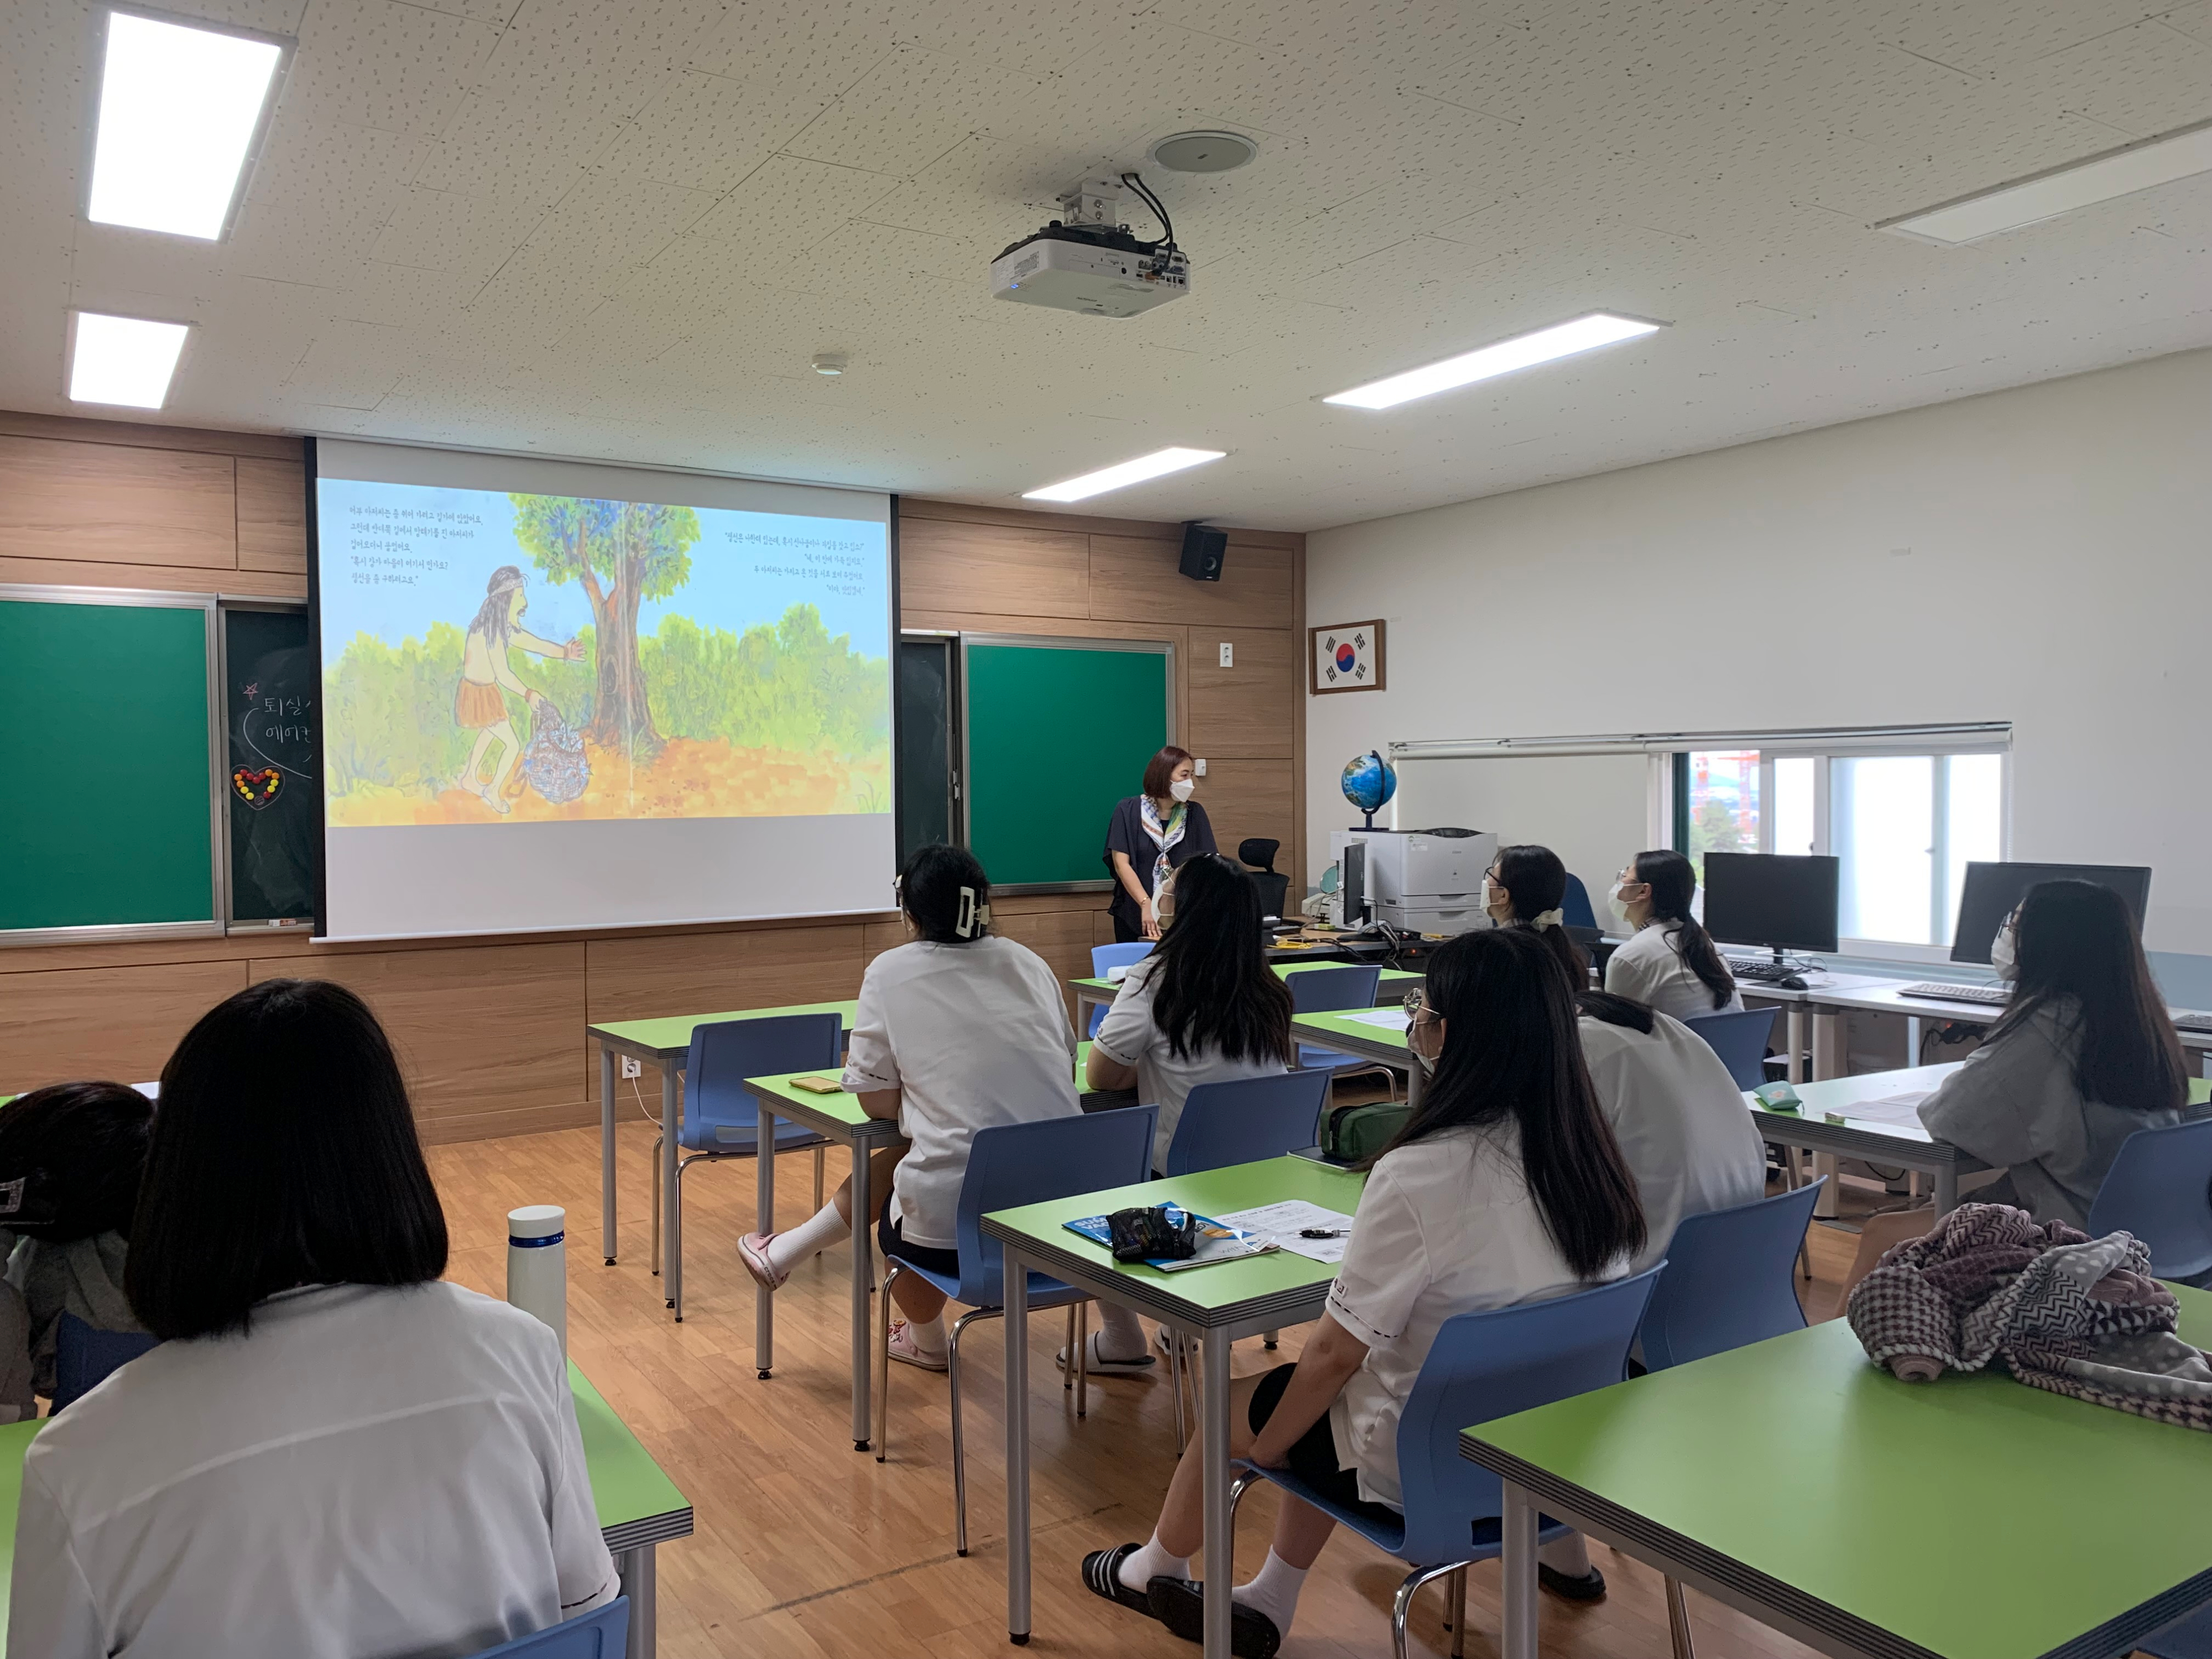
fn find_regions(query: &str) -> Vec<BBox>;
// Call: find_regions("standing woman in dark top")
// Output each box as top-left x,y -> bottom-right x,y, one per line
1103,746 -> 1218,942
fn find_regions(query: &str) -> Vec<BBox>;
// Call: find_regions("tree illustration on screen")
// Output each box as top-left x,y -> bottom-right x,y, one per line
509,495 -> 699,762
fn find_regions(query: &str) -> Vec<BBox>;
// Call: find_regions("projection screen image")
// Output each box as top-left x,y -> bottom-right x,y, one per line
313,440 -> 894,941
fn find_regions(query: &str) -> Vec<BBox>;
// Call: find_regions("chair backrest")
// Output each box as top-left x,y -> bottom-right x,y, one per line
1287,963 -> 1382,1014
2088,1118 -> 2212,1281
51,1311 -> 160,1413
1238,837 -> 1280,872
1394,1268 -> 1663,1568
1091,942 -> 1155,977
1249,869 -> 1291,919
467,1597 -> 630,1659
1162,1071 -> 1332,1176
1561,873 -> 1598,931
1637,1180 -> 1825,1370
952,1107 -> 1157,1307
1681,1005 -> 1779,1089
684,1013 -> 844,1137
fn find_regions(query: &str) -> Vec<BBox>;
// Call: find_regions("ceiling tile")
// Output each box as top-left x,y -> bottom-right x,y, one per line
287,0 -> 498,137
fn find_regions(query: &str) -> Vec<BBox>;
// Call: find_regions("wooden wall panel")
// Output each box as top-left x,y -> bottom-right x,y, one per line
1188,626 -> 1296,759
0,961 -> 251,1091
1196,758 -> 1298,867
0,410 -> 298,460
1088,535 -> 1294,628
898,516 -> 1089,619
236,456 -> 308,573
0,436 -> 236,567
0,556 -> 306,598
988,895 -> 1105,1015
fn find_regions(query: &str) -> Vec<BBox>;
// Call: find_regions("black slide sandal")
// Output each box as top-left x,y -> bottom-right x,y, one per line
1539,1562 -> 1608,1601
1081,1543 -> 1163,1618
1148,1578 -> 1282,1658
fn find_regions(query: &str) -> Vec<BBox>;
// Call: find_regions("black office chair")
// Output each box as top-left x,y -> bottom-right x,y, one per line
1239,838 -> 1290,919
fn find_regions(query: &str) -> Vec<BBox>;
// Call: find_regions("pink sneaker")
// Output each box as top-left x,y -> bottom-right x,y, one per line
737,1232 -> 789,1291
887,1321 -> 949,1371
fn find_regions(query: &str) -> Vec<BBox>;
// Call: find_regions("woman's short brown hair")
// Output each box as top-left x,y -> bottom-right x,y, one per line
1142,745 -> 1194,801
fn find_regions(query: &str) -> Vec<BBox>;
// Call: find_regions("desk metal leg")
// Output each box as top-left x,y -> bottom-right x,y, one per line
1785,1006 -> 1806,1084
1005,1247 -> 1032,1645
616,1543 -> 656,1659
661,1067 -> 682,1315
1935,1164 -> 1959,1217
754,1103 -> 776,1377
601,1046 -> 618,1265
1405,1050 -> 1425,1112
849,1135 -> 872,1451
1810,1010 -> 1841,1218
1201,1324 -> 1233,1659
1500,1480 -> 1538,1659
1905,1015 -> 1923,1068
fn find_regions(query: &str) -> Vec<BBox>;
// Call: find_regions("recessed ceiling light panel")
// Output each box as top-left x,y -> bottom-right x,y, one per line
1022,446 -> 1227,503
1323,312 -> 1666,411
1876,118 -> 2212,246
87,8 -> 290,242
69,311 -> 190,408
1149,131 -> 1258,174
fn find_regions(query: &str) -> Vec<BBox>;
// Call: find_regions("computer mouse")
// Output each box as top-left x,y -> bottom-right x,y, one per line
1777,974 -> 1809,991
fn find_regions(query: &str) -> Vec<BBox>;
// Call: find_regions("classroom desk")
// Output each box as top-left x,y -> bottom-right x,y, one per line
1465,1288 -> 2212,1659
1069,962 -> 1423,1037
0,1364 -> 692,1659
586,1000 -> 859,1303
739,1068 -> 908,1452
1290,1008 -> 1422,1107
1746,1063 -> 1985,1215
983,1155 -> 1368,1659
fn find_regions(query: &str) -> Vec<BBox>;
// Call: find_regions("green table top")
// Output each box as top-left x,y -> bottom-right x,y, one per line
745,1043 -> 1102,1136
1464,1290 -> 2212,1659
1747,1066 -> 2212,1147
1073,965 -> 1421,994
982,1155 -> 1366,1321
588,999 -> 859,1058
1291,1009 -> 1410,1053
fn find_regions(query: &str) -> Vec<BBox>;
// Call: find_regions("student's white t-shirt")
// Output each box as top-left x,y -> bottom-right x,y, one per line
1324,1124 -> 1598,1509
843,936 -> 1079,1250
9,1281 -> 616,1659
1579,1010 -> 1767,1274
1091,956 -> 1290,1169
1603,922 -> 1744,1022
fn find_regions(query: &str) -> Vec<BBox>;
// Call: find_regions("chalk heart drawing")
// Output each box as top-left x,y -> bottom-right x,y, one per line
232,767 -> 281,811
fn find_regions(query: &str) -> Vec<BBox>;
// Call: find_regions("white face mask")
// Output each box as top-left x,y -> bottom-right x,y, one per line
1608,879 -> 1634,924
1168,778 -> 1194,802
1990,922 -> 2019,981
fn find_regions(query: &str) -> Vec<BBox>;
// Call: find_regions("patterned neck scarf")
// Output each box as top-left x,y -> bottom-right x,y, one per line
1139,795 -> 1186,899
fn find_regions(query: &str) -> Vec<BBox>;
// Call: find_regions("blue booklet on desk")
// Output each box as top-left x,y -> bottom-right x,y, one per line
1062,1206 -> 1274,1272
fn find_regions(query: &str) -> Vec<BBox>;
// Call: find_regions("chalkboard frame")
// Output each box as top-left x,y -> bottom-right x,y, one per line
0,583 -> 226,946
957,631 -> 1177,896
217,596 -> 317,935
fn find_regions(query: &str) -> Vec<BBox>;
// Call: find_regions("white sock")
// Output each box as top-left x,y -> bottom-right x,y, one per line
1095,1303 -> 1149,1362
903,1313 -> 948,1358
765,1199 -> 851,1272
1119,1530 -> 1191,1593
1233,1550 -> 1308,1632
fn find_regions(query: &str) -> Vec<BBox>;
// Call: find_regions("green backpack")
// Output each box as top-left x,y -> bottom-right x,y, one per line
1319,1099 -> 1411,1162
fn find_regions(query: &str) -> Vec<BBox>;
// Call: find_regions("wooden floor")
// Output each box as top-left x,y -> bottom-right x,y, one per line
430,1117 -> 1872,1659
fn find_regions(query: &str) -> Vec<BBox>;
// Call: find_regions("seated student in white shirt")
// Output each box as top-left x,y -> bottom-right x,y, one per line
1082,852 -> 1294,1372
1080,927 -> 1647,1656
740,843 -> 1079,1370
1603,849 -> 1745,1022
1484,843 -> 1592,984
10,979 -> 616,1659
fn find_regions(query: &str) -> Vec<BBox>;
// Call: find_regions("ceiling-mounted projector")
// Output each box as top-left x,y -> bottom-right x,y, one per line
990,173 -> 1190,319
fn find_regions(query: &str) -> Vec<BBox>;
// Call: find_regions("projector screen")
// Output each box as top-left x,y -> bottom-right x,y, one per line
311,439 -> 895,941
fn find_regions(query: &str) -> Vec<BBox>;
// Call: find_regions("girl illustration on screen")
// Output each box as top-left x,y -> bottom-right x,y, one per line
454,566 -> 582,814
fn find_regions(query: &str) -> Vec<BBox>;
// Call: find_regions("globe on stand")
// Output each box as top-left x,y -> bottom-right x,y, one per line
1340,749 -> 1397,829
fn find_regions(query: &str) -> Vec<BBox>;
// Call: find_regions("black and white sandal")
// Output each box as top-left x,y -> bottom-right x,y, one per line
1538,1562 -> 1608,1601
1148,1578 -> 1282,1658
1058,1330 -> 1158,1375
1080,1543 -> 1163,1618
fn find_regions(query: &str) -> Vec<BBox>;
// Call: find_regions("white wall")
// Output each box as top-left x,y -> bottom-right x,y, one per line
1304,349 -> 2212,952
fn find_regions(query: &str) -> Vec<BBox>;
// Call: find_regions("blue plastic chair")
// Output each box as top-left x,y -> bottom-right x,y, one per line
2140,1603 -> 2212,1659
1681,1005 -> 1778,1089
660,1012 -> 843,1320
1088,941 -> 1156,1036
51,1312 -> 159,1413
466,1598 -> 629,1658
1289,964 -> 1395,1091
2088,1118 -> 2212,1281
1161,1071 -> 1333,1177
875,1105 -> 1157,1556
1637,1180 -> 1827,1370
1230,1269 -> 1663,1659
1561,873 -> 1598,931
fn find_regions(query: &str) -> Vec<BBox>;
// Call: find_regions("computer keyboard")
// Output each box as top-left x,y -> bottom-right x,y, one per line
1899,981 -> 2011,1006
1730,961 -> 1804,985
2175,1011 -> 2212,1034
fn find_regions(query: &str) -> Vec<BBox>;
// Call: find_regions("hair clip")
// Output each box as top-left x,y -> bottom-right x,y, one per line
956,886 -> 977,938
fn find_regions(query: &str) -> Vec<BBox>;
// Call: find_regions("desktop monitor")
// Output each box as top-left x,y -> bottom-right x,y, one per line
1950,862 -> 2152,963
1703,852 -> 1840,958
1341,839 -> 1367,928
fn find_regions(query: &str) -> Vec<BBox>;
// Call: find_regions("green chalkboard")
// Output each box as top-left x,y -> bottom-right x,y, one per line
0,592 -> 217,935
962,637 -> 1171,889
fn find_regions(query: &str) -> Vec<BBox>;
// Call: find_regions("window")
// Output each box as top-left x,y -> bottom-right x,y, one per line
1671,745 -> 2007,954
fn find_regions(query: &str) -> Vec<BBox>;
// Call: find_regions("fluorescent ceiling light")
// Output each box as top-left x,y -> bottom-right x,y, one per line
88,10 -> 286,241
69,311 -> 190,408
1023,446 -> 1227,502
1877,119 -> 2212,246
1323,312 -> 1665,410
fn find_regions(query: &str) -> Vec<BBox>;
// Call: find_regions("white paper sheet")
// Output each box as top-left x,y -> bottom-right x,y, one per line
1218,1200 -> 1358,1264
1828,1089 -> 1933,1129
1338,1007 -> 1411,1031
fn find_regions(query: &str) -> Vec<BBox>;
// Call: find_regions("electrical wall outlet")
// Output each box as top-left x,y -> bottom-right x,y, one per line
1219,641 -> 1234,667
621,1057 -> 642,1079
1195,757 -> 1207,776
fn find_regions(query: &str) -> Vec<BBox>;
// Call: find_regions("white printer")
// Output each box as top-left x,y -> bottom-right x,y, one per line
1329,827 -> 1497,935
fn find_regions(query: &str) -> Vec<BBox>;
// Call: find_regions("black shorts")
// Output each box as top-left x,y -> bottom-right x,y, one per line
877,1211 -> 961,1279
1248,1364 -> 1399,1527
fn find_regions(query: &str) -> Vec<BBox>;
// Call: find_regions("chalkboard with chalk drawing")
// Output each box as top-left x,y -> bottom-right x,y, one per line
222,604 -> 318,926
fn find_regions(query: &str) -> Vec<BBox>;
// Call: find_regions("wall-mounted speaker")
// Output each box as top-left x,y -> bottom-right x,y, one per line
1178,522 -> 1227,582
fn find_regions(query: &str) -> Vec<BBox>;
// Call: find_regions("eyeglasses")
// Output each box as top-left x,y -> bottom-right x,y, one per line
1402,987 -> 1431,1020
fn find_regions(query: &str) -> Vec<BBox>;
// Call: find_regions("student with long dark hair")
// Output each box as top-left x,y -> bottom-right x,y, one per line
1604,848 -> 1743,1020
1484,843 -> 1590,983
741,844 -> 1079,1371
10,980 -> 615,1659
1080,928 -> 1646,1653
1083,853 -> 1293,1371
